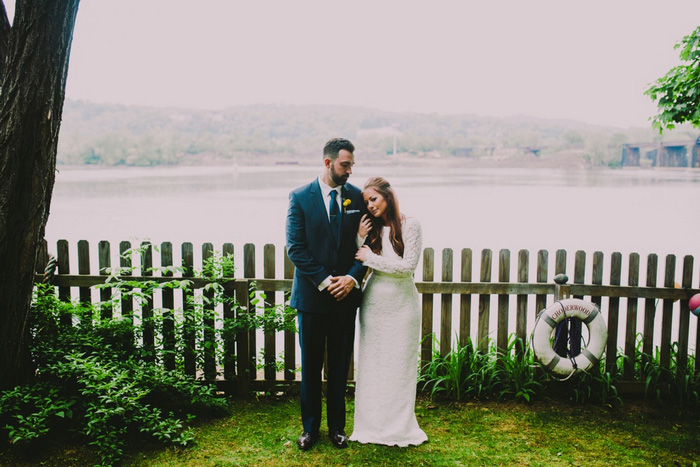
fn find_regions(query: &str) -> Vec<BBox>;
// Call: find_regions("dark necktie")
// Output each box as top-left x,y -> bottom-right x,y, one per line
329,189 -> 340,241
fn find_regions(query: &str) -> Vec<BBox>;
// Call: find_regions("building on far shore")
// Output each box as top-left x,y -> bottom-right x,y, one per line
621,137 -> 700,168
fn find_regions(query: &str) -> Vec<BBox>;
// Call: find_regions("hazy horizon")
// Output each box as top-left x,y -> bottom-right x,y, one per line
6,1 -> 700,129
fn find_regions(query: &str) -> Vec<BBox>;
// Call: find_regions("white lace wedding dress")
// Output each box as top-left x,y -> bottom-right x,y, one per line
350,217 -> 428,446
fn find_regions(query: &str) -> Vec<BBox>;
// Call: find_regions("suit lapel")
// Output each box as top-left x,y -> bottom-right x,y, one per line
339,186 -> 349,230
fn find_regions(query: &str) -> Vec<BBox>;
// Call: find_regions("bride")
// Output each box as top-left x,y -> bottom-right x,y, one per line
349,176 -> 427,447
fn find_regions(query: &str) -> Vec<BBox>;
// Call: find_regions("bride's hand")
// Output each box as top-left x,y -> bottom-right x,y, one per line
358,214 -> 373,237
356,245 -> 371,262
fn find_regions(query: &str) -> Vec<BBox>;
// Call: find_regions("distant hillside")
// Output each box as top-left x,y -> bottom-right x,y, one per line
56,100 -> 700,167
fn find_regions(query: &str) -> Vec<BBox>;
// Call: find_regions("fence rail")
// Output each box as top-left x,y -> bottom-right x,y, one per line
36,239 -> 700,396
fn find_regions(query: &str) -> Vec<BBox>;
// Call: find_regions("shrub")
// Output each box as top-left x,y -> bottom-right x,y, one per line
0,285 -> 227,466
0,248 -> 295,466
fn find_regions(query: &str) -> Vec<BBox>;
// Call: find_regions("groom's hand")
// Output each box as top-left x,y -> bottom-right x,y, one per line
328,275 -> 355,301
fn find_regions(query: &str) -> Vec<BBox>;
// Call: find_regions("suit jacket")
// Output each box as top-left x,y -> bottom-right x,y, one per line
286,179 -> 367,313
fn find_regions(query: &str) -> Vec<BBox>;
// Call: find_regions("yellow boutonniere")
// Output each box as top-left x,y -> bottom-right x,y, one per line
342,198 -> 351,212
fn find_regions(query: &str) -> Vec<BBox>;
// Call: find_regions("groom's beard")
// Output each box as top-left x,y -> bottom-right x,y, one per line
330,165 -> 349,186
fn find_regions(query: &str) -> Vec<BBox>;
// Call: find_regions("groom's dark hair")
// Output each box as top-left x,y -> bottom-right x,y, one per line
323,138 -> 355,160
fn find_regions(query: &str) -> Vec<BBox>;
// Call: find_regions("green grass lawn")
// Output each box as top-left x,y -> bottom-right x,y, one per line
2,395 -> 699,466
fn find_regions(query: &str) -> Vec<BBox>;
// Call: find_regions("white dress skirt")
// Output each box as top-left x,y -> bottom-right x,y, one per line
349,217 -> 428,447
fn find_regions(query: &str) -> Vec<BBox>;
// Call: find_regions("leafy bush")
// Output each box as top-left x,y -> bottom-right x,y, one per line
0,249 -> 295,466
0,285 -> 227,466
96,248 -> 296,372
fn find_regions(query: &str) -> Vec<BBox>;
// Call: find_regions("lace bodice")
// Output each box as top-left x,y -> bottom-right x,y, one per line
362,217 -> 422,277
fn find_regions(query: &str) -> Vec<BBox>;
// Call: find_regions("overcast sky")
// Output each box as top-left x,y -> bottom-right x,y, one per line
7,1 -> 700,128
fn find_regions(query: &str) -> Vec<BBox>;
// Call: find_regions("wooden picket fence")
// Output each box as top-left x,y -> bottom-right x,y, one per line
36,239 -> 700,396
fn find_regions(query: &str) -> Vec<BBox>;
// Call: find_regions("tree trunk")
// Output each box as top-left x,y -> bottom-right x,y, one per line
0,0 -> 80,390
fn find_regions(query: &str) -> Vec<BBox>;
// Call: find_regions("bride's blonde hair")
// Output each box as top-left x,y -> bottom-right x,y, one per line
363,177 -> 404,257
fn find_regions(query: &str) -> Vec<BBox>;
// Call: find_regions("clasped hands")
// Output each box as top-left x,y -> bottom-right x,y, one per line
330,245 -> 372,301
328,214 -> 374,301
327,275 -> 355,301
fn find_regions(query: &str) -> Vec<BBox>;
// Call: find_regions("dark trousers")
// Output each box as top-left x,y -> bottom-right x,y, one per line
297,306 -> 357,434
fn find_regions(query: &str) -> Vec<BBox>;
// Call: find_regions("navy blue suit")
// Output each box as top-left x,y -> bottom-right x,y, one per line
286,179 -> 366,434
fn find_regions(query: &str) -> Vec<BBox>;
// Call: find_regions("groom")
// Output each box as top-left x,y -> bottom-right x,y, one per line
286,138 -> 367,451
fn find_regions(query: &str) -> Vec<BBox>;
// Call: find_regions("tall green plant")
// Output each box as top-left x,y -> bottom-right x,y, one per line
420,333 -> 629,407
641,342 -> 700,408
420,336 -> 499,400
495,335 -> 546,403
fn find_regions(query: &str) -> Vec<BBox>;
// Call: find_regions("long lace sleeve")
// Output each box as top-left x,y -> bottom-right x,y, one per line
362,218 -> 422,276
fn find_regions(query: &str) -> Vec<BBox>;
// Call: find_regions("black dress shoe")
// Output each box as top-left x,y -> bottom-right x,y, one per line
297,431 -> 319,451
328,430 -> 348,449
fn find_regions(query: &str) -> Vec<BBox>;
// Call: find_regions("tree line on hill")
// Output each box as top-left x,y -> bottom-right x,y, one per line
56,100 -> 700,167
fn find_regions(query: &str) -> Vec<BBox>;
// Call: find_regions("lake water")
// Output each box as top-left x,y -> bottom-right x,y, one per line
45,163 -> 700,354
46,163 -> 700,264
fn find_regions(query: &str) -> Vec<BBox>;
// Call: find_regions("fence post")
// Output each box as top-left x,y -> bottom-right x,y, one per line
660,255 -> 676,369
161,242 -> 175,372
623,253 -> 640,380
97,241 -> 112,319
678,256 -> 694,374
459,248 -> 472,349
141,241 -> 155,363
573,251 -> 586,299
497,249 -> 510,352
263,244 -> 277,381
235,279 -> 252,397
591,252 -> 604,309
222,243 -> 236,384
182,243 -> 196,377
516,250 -> 529,356
420,248 -> 434,371
119,242 -> 134,354
535,250 -> 548,318
283,248 -> 296,381
605,253 -> 622,370
77,240 -> 91,312
202,243 -> 216,381
440,248 -> 453,357
56,240 -> 71,326
642,254 -> 658,376
244,244 -> 256,378
552,273 -> 572,358
478,249 -> 492,353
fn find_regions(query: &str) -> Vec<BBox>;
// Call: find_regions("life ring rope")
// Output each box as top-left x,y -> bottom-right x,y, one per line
531,298 -> 607,380
539,302 -> 580,381
558,302 -> 579,373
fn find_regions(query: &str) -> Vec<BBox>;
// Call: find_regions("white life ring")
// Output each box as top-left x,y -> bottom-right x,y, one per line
532,298 -> 607,378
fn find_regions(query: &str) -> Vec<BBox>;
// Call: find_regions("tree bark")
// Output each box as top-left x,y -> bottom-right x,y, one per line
0,0 -> 80,390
